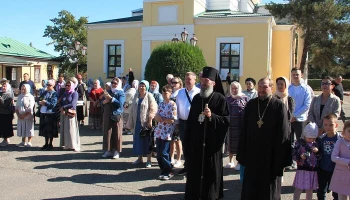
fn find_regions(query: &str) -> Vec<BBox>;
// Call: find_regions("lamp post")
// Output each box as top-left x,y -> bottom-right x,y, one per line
172,28 -> 198,46
68,41 -> 87,74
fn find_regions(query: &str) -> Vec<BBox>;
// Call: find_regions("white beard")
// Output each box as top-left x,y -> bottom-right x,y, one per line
200,85 -> 214,98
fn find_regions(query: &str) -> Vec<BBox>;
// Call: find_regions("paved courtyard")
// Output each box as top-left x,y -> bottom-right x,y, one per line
0,92 -> 348,200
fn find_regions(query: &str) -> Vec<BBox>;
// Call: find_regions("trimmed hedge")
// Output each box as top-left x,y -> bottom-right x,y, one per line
144,42 -> 206,87
308,79 -> 350,91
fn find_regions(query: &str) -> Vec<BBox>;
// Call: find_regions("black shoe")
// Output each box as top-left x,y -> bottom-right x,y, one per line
177,168 -> 187,176
46,145 -> 53,150
41,144 -> 48,150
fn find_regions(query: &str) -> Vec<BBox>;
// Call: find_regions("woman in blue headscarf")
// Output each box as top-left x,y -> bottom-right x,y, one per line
126,80 -> 158,168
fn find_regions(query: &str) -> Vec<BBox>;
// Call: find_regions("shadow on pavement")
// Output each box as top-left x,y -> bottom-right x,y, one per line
16,152 -> 101,162
43,194 -> 182,200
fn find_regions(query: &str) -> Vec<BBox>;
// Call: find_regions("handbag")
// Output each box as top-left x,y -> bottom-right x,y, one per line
110,114 -> 121,122
139,126 -> 154,137
77,100 -> 85,106
65,109 -> 76,117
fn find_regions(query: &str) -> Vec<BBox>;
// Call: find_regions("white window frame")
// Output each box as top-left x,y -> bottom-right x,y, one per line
216,37 -> 244,80
104,40 -> 125,78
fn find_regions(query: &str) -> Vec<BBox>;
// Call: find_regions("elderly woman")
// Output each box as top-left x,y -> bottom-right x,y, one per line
60,80 -> 80,151
225,81 -> 248,170
89,79 -> 104,130
242,77 -> 258,101
123,80 -> 139,135
150,81 -> 163,105
0,82 -> 14,146
38,79 -> 58,150
127,80 -> 157,168
308,76 -> 341,135
16,84 -> 35,147
101,78 -> 125,159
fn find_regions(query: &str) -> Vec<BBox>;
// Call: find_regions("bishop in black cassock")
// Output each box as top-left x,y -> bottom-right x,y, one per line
184,67 -> 229,200
237,78 -> 290,200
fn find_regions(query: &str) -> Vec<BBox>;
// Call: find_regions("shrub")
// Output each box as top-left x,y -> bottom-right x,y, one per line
308,79 -> 350,91
144,42 -> 207,87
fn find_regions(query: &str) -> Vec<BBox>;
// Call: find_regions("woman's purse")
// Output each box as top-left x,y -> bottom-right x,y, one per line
65,109 -> 76,117
110,114 -> 121,122
139,126 -> 154,137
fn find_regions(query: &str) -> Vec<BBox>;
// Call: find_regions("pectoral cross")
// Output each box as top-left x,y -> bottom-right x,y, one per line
257,119 -> 264,128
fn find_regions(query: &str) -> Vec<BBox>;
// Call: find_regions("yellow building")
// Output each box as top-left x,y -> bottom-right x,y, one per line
86,0 -> 296,86
0,37 -> 59,94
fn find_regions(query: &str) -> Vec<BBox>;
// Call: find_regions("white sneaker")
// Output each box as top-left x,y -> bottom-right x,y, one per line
173,160 -> 183,168
25,142 -> 32,147
17,142 -> 26,147
234,163 -> 240,171
102,151 -> 113,158
224,163 -> 235,169
171,159 -> 176,165
112,151 -> 120,159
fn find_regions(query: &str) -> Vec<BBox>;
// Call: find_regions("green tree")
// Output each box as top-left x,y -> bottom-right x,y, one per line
266,0 -> 350,73
145,42 -> 207,87
43,10 -> 88,74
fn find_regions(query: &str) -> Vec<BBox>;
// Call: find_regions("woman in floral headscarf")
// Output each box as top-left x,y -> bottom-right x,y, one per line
88,79 -> 104,129
60,80 -> 80,151
16,84 -> 35,147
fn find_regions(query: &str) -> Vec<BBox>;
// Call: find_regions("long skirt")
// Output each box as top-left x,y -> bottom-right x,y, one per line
39,113 -> 58,138
76,105 -> 84,121
89,103 -> 101,128
0,113 -> 14,138
17,117 -> 34,137
102,103 -> 123,152
60,114 -> 80,150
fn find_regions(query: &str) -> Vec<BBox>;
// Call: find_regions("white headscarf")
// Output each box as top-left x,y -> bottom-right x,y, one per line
132,80 -> 139,90
230,81 -> 244,98
22,84 -> 32,97
116,78 -> 123,91
275,76 -> 290,105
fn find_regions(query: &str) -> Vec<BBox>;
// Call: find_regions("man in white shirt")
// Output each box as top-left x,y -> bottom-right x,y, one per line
175,72 -> 200,175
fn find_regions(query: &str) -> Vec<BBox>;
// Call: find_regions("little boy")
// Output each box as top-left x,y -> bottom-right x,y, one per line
317,113 -> 342,200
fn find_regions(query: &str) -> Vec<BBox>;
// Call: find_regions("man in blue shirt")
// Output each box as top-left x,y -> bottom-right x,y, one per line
288,68 -> 312,144
19,73 -> 36,95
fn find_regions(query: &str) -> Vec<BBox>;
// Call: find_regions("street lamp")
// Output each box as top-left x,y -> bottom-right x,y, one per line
68,41 -> 87,74
171,28 -> 198,46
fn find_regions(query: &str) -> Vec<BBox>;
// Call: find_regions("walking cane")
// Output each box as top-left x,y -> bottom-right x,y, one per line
199,104 -> 208,200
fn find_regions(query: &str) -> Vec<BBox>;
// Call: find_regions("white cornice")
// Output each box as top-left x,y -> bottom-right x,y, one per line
273,25 -> 295,31
143,0 -> 175,2
86,22 -> 143,30
194,16 -> 272,25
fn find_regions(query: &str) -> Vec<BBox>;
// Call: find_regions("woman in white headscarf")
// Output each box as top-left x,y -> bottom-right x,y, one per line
88,79 -> 104,130
224,81 -> 248,170
60,80 -> 80,151
101,78 -> 125,158
16,84 -> 35,147
123,80 -> 139,135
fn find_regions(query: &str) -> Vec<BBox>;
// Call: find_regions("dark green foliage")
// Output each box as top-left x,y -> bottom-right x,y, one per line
144,42 -> 207,87
43,10 -> 88,74
266,0 -> 350,73
308,79 -> 350,90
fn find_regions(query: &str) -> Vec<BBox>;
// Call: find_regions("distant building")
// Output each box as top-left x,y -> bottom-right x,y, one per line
0,37 -> 59,93
86,0 -> 297,86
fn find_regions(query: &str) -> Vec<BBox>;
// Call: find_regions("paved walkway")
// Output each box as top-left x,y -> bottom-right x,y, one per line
1,93 -> 349,200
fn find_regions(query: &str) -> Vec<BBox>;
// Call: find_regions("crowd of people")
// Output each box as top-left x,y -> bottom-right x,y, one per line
0,67 -> 349,200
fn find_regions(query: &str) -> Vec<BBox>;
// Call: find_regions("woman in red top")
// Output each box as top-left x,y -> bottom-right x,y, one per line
88,79 -> 104,129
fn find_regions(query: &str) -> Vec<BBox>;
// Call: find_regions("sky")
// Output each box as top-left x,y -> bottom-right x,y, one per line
0,0 -> 284,57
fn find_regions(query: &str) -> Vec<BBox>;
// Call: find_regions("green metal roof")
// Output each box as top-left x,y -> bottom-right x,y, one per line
0,37 -> 55,59
87,15 -> 143,25
195,10 -> 272,18
0,55 -> 28,64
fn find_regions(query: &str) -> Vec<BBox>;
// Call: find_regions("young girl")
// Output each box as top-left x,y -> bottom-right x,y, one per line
292,122 -> 319,200
329,121 -> 350,199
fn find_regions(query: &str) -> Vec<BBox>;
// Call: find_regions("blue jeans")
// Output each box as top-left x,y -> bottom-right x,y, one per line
317,168 -> 338,200
156,138 -> 172,175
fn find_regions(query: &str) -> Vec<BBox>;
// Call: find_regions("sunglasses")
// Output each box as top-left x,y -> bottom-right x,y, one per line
111,82 -> 118,84
171,82 -> 179,84
321,82 -> 331,86
65,85 -> 71,87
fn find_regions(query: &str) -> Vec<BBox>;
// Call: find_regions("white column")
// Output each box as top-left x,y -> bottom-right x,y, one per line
141,40 -> 151,80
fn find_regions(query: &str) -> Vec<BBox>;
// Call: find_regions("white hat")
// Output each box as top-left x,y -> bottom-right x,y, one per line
303,122 -> 319,139
0,78 -> 9,83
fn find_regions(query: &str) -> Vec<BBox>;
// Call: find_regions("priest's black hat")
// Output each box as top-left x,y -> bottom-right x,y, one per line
202,66 -> 225,96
